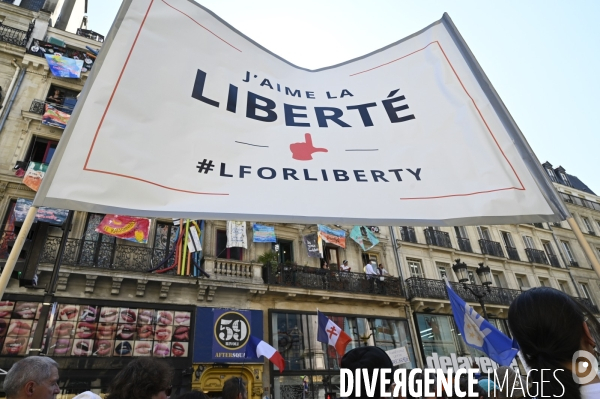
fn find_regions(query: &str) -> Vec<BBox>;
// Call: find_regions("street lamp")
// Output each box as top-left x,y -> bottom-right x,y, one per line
452,259 -> 493,319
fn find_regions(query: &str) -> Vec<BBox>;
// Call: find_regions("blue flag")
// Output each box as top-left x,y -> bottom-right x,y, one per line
445,279 -> 519,366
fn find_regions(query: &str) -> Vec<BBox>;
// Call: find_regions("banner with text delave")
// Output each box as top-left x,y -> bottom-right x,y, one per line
33,0 -> 569,225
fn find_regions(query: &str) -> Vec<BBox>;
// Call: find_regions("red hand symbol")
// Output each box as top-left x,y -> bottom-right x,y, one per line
289,133 -> 328,161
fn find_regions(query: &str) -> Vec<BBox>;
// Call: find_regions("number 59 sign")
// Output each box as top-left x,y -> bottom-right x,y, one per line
212,309 -> 252,360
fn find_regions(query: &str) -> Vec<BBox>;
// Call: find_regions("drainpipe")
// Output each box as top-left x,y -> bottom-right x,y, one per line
0,66 -> 26,136
389,226 -> 406,283
0,60 -> 21,118
549,225 -> 582,297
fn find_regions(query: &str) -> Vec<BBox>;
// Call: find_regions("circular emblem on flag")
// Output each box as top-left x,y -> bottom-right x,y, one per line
85,58 -> 93,65
214,311 -> 250,350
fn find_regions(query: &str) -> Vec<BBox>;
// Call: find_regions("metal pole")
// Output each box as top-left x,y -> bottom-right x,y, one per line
0,206 -> 37,299
566,217 -> 600,279
478,296 -> 489,320
29,210 -> 73,356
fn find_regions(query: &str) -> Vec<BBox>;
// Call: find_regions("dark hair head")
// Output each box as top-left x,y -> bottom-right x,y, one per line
508,287 -> 600,399
106,357 -> 173,399
341,346 -> 394,399
222,377 -> 246,399
173,391 -> 210,399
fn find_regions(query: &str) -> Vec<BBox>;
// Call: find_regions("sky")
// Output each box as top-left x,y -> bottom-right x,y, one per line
87,0 -> 600,193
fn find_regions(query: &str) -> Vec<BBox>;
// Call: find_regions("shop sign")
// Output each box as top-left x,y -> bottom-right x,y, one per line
425,352 -> 519,373
212,309 -> 251,360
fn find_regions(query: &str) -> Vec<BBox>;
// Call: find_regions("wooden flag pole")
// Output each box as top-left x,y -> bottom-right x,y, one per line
566,217 -> 600,279
0,206 -> 38,299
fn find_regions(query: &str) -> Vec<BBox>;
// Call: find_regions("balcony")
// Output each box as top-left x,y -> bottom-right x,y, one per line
405,277 -> 522,306
424,228 -> 453,249
399,227 -> 418,244
263,264 -> 404,297
547,254 -> 561,268
29,99 -> 74,115
525,248 -> 549,265
478,239 -> 504,258
456,237 -> 472,252
0,23 -> 29,47
532,223 -> 545,229
570,260 -> 580,268
27,39 -> 97,73
505,246 -> 520,261
574,297 -> 600,315
40,236 -> 176,273
76,28 -> 104,43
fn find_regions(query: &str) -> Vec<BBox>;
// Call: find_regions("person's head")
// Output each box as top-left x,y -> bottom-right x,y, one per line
53,89 -> 61,96
341,346 -> 394,399
343,260 -> 348,266
222,377 -> 247,399
106,357 -> 173,399
3,356 -> 60,399
72,392 -> 102,399
172,391 -> 209,399
378,264 -> 383,269
508,287 -> 600,399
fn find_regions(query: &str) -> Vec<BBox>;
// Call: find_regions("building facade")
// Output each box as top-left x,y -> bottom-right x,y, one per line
0,2 -> 598,399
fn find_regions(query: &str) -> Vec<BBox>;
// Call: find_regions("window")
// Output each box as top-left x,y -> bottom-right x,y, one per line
559,281 -> 570,294
597,220 -> 600,231
24,137 -> 58,165
493,273 -> 504,288
467,271 -> 476,285
522,235 -> 535,249
454,226 -> 468,238
477,226 -> 491,241
561,241 -> 575,262
560,172 -> 571,187
215,229 -> 243,260
437,262 -> 450,281
539,278 -> 549,287
543,241 -> 555,256
152,222 -> 180,265
545,168 -> 557,182
501,231 -> 515,247
361,252 -> 379,269
582,217 -> 595,234
408,259 -> 423,278
276,239 -> 294,264
516,275 -> 529,288
45,84 -> 80,112
580,283 -> 595,305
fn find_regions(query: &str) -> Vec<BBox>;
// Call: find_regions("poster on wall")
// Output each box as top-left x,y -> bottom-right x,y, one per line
14,198 -> 68,225
44,54 -> 84,78
303,234 -> 320,258
318,225 -> 346,248
42,104 -> 71,129
95,214 -> 151,243
23,162 -> 47,192
252,223 -> 276,243
212,309 -> 252,360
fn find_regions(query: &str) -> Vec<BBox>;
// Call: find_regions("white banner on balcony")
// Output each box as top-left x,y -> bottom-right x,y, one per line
33,0 -> 569,225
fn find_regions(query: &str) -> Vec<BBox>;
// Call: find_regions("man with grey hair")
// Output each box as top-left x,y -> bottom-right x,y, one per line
3,357 -> 60,399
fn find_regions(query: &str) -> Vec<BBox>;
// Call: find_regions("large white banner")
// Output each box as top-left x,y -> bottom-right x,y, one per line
34,0 -> 567,225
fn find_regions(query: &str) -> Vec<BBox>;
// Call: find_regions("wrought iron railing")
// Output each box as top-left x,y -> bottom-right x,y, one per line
478,239 -> 504,258
560,193 -> 600,212
570,260 -> 579,268
552,222 -> 562,228
39,237 -> 175,273
399,227 -> 418,244
547,254 -> 561,268
0,23 -> 28,47
532,223 -> 545,229
525,248 -> 549,265
574,297 -> 600,314
405,277 -> 522,306
424,228 -> 452,249
29,99 -> 74,115
76,28 -> 104,42
263,264 -> 404,297
505,246 -> 520,261
456,237 -> 473,253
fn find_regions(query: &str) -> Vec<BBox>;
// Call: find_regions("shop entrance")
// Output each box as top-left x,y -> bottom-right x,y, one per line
192,364 -> 264,399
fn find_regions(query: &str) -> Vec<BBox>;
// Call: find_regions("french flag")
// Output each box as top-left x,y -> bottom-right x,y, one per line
245,335 -> 285,373
317,310 -> 352,356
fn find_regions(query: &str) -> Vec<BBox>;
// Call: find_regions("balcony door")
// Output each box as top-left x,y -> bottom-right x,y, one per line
80,213 -> 116,267
501,231 -> 515,248
477,226 -> 492,241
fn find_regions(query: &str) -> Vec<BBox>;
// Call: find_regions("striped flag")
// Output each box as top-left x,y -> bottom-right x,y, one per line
317,310 -> 352,356
245,335 -> 285,373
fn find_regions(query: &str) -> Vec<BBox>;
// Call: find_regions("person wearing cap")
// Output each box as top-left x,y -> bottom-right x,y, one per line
341,346 -> 395,399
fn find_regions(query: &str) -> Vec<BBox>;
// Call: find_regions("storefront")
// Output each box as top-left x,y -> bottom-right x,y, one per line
0,294 -> 194,396
414,313 -> 519,373
269,311 -> 416,399
192,308 -> 265,399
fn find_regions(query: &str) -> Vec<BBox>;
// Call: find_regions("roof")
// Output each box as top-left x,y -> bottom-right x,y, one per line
567,174 -> 596,196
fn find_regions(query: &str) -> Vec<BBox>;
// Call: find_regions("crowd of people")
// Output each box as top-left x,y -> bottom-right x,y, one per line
1,356 -> 248,399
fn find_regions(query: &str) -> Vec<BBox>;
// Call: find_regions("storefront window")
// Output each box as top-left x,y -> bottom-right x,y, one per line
417,314 -> 488,359
272,312 -> 415,399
